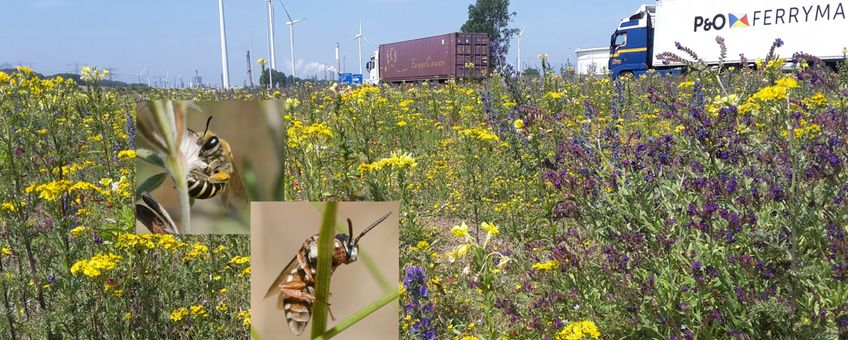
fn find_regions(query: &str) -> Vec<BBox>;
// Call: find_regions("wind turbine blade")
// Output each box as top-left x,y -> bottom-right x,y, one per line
362,35 -> 371,44
277,0 -> 294,22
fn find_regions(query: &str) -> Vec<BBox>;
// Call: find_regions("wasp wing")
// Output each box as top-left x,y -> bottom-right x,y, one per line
264,255 -> 298,301
135,192 -> 178,234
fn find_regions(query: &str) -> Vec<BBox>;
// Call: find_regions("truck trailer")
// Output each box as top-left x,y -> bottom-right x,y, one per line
609,0 -> 848,78
366,32 -> 490,84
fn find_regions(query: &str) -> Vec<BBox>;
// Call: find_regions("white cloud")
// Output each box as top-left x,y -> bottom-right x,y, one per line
283,59 -> 338,79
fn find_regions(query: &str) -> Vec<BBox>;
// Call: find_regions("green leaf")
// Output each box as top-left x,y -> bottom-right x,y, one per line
136,148 -> 165,168
134,173 -> 168,200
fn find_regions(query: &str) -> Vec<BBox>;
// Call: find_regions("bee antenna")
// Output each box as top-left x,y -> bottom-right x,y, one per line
354,212 -> 391,246
202,116 -> 213,137
347,218 -> 354,245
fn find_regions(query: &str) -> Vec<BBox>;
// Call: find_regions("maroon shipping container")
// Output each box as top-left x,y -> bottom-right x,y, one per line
378,32 -> 489,83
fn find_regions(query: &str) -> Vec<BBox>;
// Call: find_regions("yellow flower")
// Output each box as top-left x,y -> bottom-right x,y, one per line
481,222 -> 499,236
451,222 -> 469,238
216,303 -> 228,312
70,253 -> 122,278
123,312 -> 132,320
358,151 -> 417,174
674,125 -> 686,134
461,336 -> 479,340
117,150 -> 136,160
456,244 -> 471,257
170,307 -> 189,322
184,242 -> 209,261
513,119 -> 524,130
69,226 -> 88,238
237,310 -> 251,326
228,255 -> 250,265
1,248 -> 11,256
532,259 -> 559,272
1,202 -> 16,212
190,305 -> 208,317
556,320 -> 601,340
544,91 -> 564,99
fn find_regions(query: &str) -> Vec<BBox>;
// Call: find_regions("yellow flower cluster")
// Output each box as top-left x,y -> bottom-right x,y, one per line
358,151 -> 417,174
25,179 -> 107,201
556,320 -> 601,340
789,119 -> 823,140
170,307 -> 189,322
80,66 -> 109,82
237,310 -> 251,326
117,150 -> 136,160
228,255 -> 250,265
286,120 -> 333,149
190,304 -> 208,317
70,253 -> 122,278
750,77 -> 798,102
69,226 -> 88,238
51,161 -> 95,176
532,259 -> 560,272
184,242 -> 209,261
545,91 -> 565,99
456,126 -> 500,142
1,202 -> 18,212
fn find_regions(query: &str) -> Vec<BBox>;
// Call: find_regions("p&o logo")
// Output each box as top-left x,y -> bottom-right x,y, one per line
694,13 -> 749,32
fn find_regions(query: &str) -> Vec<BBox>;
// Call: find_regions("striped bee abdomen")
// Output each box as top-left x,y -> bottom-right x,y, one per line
187,176 -> 226,199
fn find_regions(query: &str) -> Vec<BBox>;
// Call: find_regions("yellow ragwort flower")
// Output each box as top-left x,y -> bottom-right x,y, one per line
451,222 -> 469,238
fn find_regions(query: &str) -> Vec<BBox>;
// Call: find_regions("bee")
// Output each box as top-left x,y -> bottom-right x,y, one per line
186,116 -> 246,204
264,212 -> 391,335
136,192 -> 178,234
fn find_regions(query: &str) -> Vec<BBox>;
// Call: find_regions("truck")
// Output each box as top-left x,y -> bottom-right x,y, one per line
609,0 -> 848,78
365,32 -> 490,84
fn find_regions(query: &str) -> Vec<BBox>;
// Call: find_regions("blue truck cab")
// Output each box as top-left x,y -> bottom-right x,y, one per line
609,4 -> 655,78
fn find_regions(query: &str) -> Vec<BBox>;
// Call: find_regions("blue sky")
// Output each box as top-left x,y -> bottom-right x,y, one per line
1,0 -> 646,87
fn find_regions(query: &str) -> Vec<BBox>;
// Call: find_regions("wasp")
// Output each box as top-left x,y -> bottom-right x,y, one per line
264,212 -> 391,335
186,116 -> 246,204
136,192 -> 178,234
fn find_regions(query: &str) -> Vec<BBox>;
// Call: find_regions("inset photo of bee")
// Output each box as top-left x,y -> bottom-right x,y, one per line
135,101 -> 284,234
251,201 -> 400,339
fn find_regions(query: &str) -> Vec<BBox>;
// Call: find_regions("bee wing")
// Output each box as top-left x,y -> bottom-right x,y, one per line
264,255 -> 299,300
222,159 -> 248,207
135,192 -> 178,234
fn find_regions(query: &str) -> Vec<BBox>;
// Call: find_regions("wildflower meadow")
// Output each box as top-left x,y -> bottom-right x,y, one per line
1,37 -> 848,339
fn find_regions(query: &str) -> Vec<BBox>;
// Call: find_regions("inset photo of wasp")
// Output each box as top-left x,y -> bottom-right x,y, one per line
250,201 -> 400,339
135,101 -> 284,234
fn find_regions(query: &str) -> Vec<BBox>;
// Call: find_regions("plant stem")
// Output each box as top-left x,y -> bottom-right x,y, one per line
313,290 -> 399,340
311,202 -> 338,337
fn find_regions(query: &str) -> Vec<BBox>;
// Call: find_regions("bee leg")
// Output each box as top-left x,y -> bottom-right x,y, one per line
278,280 -> 316,304
310,294 -> 336,321
210,172 -> 230,182
297,251 -> 316,283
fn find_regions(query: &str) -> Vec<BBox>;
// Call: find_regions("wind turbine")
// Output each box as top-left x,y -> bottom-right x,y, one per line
516,27 -> 525,74
279,0 -> 304,80
353,22 -> 370,75
218,0 -> 230,88
265,0 -> 276,88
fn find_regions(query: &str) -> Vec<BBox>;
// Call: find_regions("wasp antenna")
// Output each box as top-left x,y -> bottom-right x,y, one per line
354,212 -> 391,245
347,218 -> 354,241
202,116 -> 213,137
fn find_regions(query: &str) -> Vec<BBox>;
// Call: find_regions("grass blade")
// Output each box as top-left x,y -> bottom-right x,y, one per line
313,290 -> 399,340
311,202 -> 338,337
